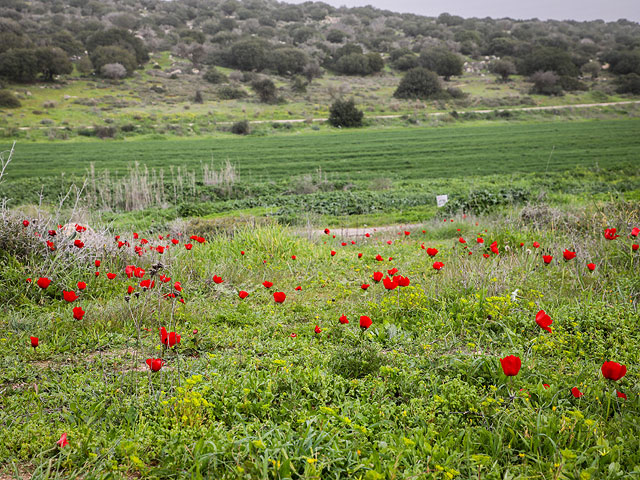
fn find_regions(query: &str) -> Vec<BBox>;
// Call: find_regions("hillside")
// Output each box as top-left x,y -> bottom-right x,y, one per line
0,0 -> 639,140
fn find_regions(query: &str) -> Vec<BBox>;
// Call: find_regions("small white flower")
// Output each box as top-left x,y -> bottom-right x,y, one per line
510,289 -> 519,301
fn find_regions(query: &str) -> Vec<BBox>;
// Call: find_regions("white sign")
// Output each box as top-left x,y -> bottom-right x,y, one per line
436,195 -> 449,207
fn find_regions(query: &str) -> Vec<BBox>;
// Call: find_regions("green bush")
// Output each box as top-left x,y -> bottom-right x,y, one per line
328,98 -> 363,128
217,85 -> 247,100
203,67 -> 227,84
0,90 -> 20,108
231,120 -> 250,135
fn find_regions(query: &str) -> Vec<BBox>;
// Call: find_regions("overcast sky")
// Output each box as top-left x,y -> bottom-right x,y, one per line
282,0 -> 640,22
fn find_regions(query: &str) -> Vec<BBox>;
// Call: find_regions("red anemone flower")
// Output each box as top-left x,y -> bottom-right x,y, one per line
262,281 -> 273,288
604,228 -> 619,240
324,228 -> 330,235
601,361 -> 627,381
372,271 -> 383,282
74,239 -> 84,249
426,248 -> 438,257
146,358 -> 164,372
107,273 -> 116,280
295,286 -> 302,291
37,277 -> 51,289
360,315 -> 372,330
563,249 -> 576,261
490,241 -> 499,255
383,276 -> 398,290
330,250 -> 336,257
571,387 -> 583,398
30,336 -> 39,349
499,355 -> 521,376
171,239 -> 179,245
239,290 -> 249,299
458,237 -> 466,244
542,255 -> 553,264
543,384 -> 550,389
535,310 -> 552,333
23,220 -> 30,227
375,254 -> 384,261
477,237 -> 484,244
617,391 -> 627,400
633,244 -> 639,252
432,261 -> 444,271
273,291 -> 286,303
387,268 -> 398,276
339,315 -> 349,324
73,306 -> 85,320
533,241 -> 540,248
314,325 -> 322,334
174,281 -> 182,292
587,263 -> 596,271
631,227 -> 639,237
77,281 -> 86,290
291,255 -> 296,260
160,327 -> 181,347
63,290 -> 78,303
361,283 -> 370,290
212,275 -> 223,284
357,253 -> 363,258
185,243 -> 193,250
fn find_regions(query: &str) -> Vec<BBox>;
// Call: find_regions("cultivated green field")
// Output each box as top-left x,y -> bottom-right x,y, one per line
3,118 -> 640,183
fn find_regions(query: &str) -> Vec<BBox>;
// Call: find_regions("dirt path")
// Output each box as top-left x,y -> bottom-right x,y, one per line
297,222 -> 427,239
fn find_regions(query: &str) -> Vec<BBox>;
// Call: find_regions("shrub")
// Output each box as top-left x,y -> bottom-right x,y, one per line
231,120 -> 250,135
419,48 -> 464,80
217,86 -> 247,100
0,90 -> 20,108
91,46 -> 136,76
490,59 -> 516,82
328,98 -> 363,128
193,90 -> 203,104
203,67 -> 227,84
100,63 -> 127,79
251,78 -> 277,103
394,67 -> 442,99
94,125 -> 117,138
530,71 -> 563,95
616,73 -> 640,94
326,29 -> 346,44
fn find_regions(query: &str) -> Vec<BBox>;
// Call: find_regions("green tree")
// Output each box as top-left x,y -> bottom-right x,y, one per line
203,66 -> 228,84
328,98 -> 363,127
35,47 -> 73,81
518,47 -> 578,77
490,59 -> 516,82
85,28 -> 149,66
90,46 -> 137,76
419,48 -> 464,80
230,38 -> 269,71
251,78 -> 277,103
0,48 -> 39,82
393,67 -> 442,99
269,48 -> 308,76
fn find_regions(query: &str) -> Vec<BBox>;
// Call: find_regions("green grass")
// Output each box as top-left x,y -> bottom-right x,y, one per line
1,201 -> 639,479
3,118 -> 639,184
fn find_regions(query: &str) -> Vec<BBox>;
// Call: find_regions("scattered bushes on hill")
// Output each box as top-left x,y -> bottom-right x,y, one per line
328,98 -> 363,128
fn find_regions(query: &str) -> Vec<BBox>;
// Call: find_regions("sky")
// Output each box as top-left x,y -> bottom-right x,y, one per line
281,0 -> 640,22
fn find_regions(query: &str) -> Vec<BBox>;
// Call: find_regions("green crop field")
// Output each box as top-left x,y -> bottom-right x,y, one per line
2,118 -> 640,184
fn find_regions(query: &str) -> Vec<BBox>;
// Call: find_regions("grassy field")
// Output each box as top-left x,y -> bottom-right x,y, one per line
3,118 -> 640,183
1,201 -> 639,479
1,50 -> 637,142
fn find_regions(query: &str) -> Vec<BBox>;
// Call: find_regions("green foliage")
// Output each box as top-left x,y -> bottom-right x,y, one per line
616,73 -> 640,94
90,45 -> 137,77
217,85 -> 247,100
229,38 -> 269,72
251,78 -> 277,103
202,66 -> 227,84
393,67 -> 442,99
0,89 -> 20,108
329,343 -> 384,379
419,48 -> 464,80
328,98 -> 363,127
268,47 -> 308,76
231,119 -> 250,135
85,28 -> 149,66
518,47 -> 579,77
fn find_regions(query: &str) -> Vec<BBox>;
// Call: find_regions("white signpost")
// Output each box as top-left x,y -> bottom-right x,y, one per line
436,195 -> 449,208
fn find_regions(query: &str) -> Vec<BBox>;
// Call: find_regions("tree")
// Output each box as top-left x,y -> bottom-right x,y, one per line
328,98 -> 363,127
581,61 -> 601,79
490,59 -> 516,82
251,78 -> 277,103
76,56 -> 93,76
419,48 -> 464,80
269,48 -> 308,76
35,47 -> 72,81
530,71 -> 562,95
100,63 -> 127,79
230,38 -> 269,71
326,30 -> 346,44
85,28 -> 149,66
90,46 -> 137,76
518,47 -> 578,77
616,73 -> 640,94
393,67 -> 442,99
0,48 -> 39,82
194,90 -> 204,104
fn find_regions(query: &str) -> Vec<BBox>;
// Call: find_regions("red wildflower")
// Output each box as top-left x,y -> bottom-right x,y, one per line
361,283 -> 370,290
426,248 -> 438,257
432,261 -> 444,271
483,253 -> 490,258
273,291 -> 286,303
127,285 -> 134,294
360,315 -> 372,330
571,387 -> 583,398
48,229 -> 56,237
542,255 -> 553,264
375,254 -> 384,261
458,237 -> 466,244
587,263 -> 596,271
238,290 -> 249,299
339,315 -> 349,324
73,306 -> 85,320
74,239 -> 84,249
63,290 -> 78,303
396,275 -> 410,287
107,273 -> 116,280
543,384 -> 550,389
146,358 -> 164,372
535,310 -> 552,333
633,244 -> 639,252
617,391 -> 627,400
295,286 -> 302,291
604,228 -> 619,240
23,220 -> 30,227
533,241 -> 540,248
160,327 -> 181,347
490,241 -> 499,255
324,228 -> 330,235
631,227 -> 639,237
290,332 -> 297,338
330,250 -> 336,257
30,336 -> 38,349
262,281 -> 273,288
291,255 -> 296,260
563,249 -> 576,261
156,246 -> 165,254
171,239 -> 179,245
601,361 -> 627,381
387,268 -> 398,276
365,233 -> 371,237
372,271 -> 383,282
185,243 -> 193,250
37,277 -> 51,289
212,275 -> 223,284
499,355 -> 521,376
57,433 -> 69,448
477,238 -> 484,244
383,276 -> 398,290
357,252 -> 363,258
